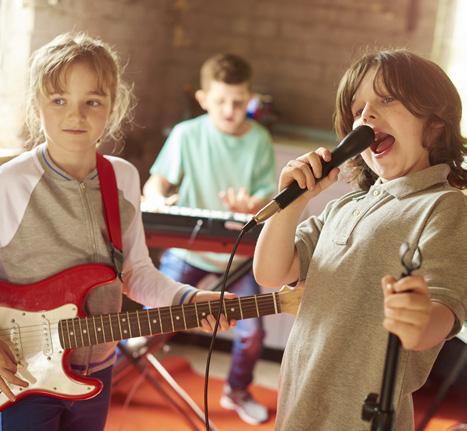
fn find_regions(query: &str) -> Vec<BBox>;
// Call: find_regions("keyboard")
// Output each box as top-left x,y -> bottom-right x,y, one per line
141,205 -> 262,255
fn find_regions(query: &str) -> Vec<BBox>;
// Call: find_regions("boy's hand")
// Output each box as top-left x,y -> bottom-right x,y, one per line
381,275 -> 432,350
191,290 -> 237,332
0,339 -> 29,401
219,187 -> 259,213
141,193 -> 179,211
163,193 -> 179,206
278,148 -> 339,201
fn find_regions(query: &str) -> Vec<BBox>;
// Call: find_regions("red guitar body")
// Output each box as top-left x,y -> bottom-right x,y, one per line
0,264 -> 116,410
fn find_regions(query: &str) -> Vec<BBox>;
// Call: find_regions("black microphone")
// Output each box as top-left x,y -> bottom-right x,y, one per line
243,124 -> 375,232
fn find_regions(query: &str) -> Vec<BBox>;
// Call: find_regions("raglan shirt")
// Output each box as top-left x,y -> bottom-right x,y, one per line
275,164 -> 466,431
0,144 -> 197,374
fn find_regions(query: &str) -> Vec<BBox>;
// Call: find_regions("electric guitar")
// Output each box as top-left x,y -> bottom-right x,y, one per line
0,263 -> 302,410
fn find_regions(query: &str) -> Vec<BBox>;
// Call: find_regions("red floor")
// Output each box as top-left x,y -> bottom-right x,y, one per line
107,356 -> 276,431
413,380 -> 467,431
106,355 -> 466,431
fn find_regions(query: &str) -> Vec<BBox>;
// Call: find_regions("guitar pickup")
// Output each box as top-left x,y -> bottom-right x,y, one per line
41,315 -> 53,357
9,322 -> 22,362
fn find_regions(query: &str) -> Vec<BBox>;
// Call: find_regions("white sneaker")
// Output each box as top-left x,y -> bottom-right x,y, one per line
220,385 -> 269,425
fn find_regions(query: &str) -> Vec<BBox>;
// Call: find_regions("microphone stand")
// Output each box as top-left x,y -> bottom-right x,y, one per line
362,243 -> 422,431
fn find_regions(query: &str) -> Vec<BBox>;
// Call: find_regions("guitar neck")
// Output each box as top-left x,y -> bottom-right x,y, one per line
58,292 -> 281,349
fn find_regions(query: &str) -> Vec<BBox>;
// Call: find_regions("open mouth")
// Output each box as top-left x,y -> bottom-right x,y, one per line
370,133 -> 395,154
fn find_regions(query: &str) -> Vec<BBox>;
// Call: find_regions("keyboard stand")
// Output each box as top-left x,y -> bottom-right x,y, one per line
112,258 -> 254,430
116,339 -> 218,431
205,257 -> 254,292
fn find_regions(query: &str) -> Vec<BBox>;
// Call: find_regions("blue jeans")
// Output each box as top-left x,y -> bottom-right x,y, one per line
160,250 -> 265,390
0,366 -> 113,431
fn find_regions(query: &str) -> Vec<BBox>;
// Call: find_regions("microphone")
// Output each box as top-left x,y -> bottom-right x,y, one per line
243,124 -> 375,232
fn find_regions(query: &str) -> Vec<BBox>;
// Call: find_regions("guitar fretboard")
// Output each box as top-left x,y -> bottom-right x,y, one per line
58,292 -> 280,349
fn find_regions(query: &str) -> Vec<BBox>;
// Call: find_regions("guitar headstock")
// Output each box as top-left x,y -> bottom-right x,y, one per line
277,284 -> 304,315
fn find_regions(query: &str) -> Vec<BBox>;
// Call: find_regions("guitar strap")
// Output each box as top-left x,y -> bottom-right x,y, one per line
96,152 -> 124,281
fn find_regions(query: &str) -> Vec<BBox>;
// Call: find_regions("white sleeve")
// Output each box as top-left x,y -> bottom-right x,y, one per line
109,156 -> 197,307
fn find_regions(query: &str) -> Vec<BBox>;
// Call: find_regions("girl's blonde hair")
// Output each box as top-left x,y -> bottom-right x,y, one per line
26,32 -> 133,147
334,49 -> 467,190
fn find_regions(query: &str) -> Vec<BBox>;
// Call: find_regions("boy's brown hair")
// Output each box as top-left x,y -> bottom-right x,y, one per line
334,49 -> 467,190
200,53 -> 252,90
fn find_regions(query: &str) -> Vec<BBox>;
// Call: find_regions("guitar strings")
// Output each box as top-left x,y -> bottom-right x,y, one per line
0,295 -> 281,348
0,293 -> 280,336
2,301 -> 276,344
0,301 -> 277,338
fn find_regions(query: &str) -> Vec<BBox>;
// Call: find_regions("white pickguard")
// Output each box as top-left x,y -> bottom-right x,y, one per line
0,304 -> 97,407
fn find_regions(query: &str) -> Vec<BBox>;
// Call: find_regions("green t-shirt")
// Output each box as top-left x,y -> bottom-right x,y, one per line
150,114 -> 276,272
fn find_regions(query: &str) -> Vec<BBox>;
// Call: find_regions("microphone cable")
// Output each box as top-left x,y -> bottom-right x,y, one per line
203,227 -> 247,431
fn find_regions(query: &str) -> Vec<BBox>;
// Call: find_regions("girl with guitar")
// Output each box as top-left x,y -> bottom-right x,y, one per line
0,33 -> 234,431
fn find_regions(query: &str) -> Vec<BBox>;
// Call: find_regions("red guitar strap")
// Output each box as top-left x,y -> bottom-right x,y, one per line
96,152 -> 124,280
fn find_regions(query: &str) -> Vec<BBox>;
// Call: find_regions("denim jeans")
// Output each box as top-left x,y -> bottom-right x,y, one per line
0,366 -> 113,431
160,250 -> 265,390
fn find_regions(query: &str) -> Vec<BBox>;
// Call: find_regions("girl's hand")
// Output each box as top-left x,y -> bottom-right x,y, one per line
191,290 -> 237,332
0,339 -> 29,402
279,147 -> 340,201
381,275 -> 432,350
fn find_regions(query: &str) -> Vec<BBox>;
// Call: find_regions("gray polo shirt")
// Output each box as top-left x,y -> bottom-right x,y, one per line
276,164 -> 466,431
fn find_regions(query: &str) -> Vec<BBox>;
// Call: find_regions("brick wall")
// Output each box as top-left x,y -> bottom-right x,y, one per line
1,0 -> 448,177
147,0 -> 442,178
159,0 -> 440,132
0,1 -> 34,146
28,0 -> 172,174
